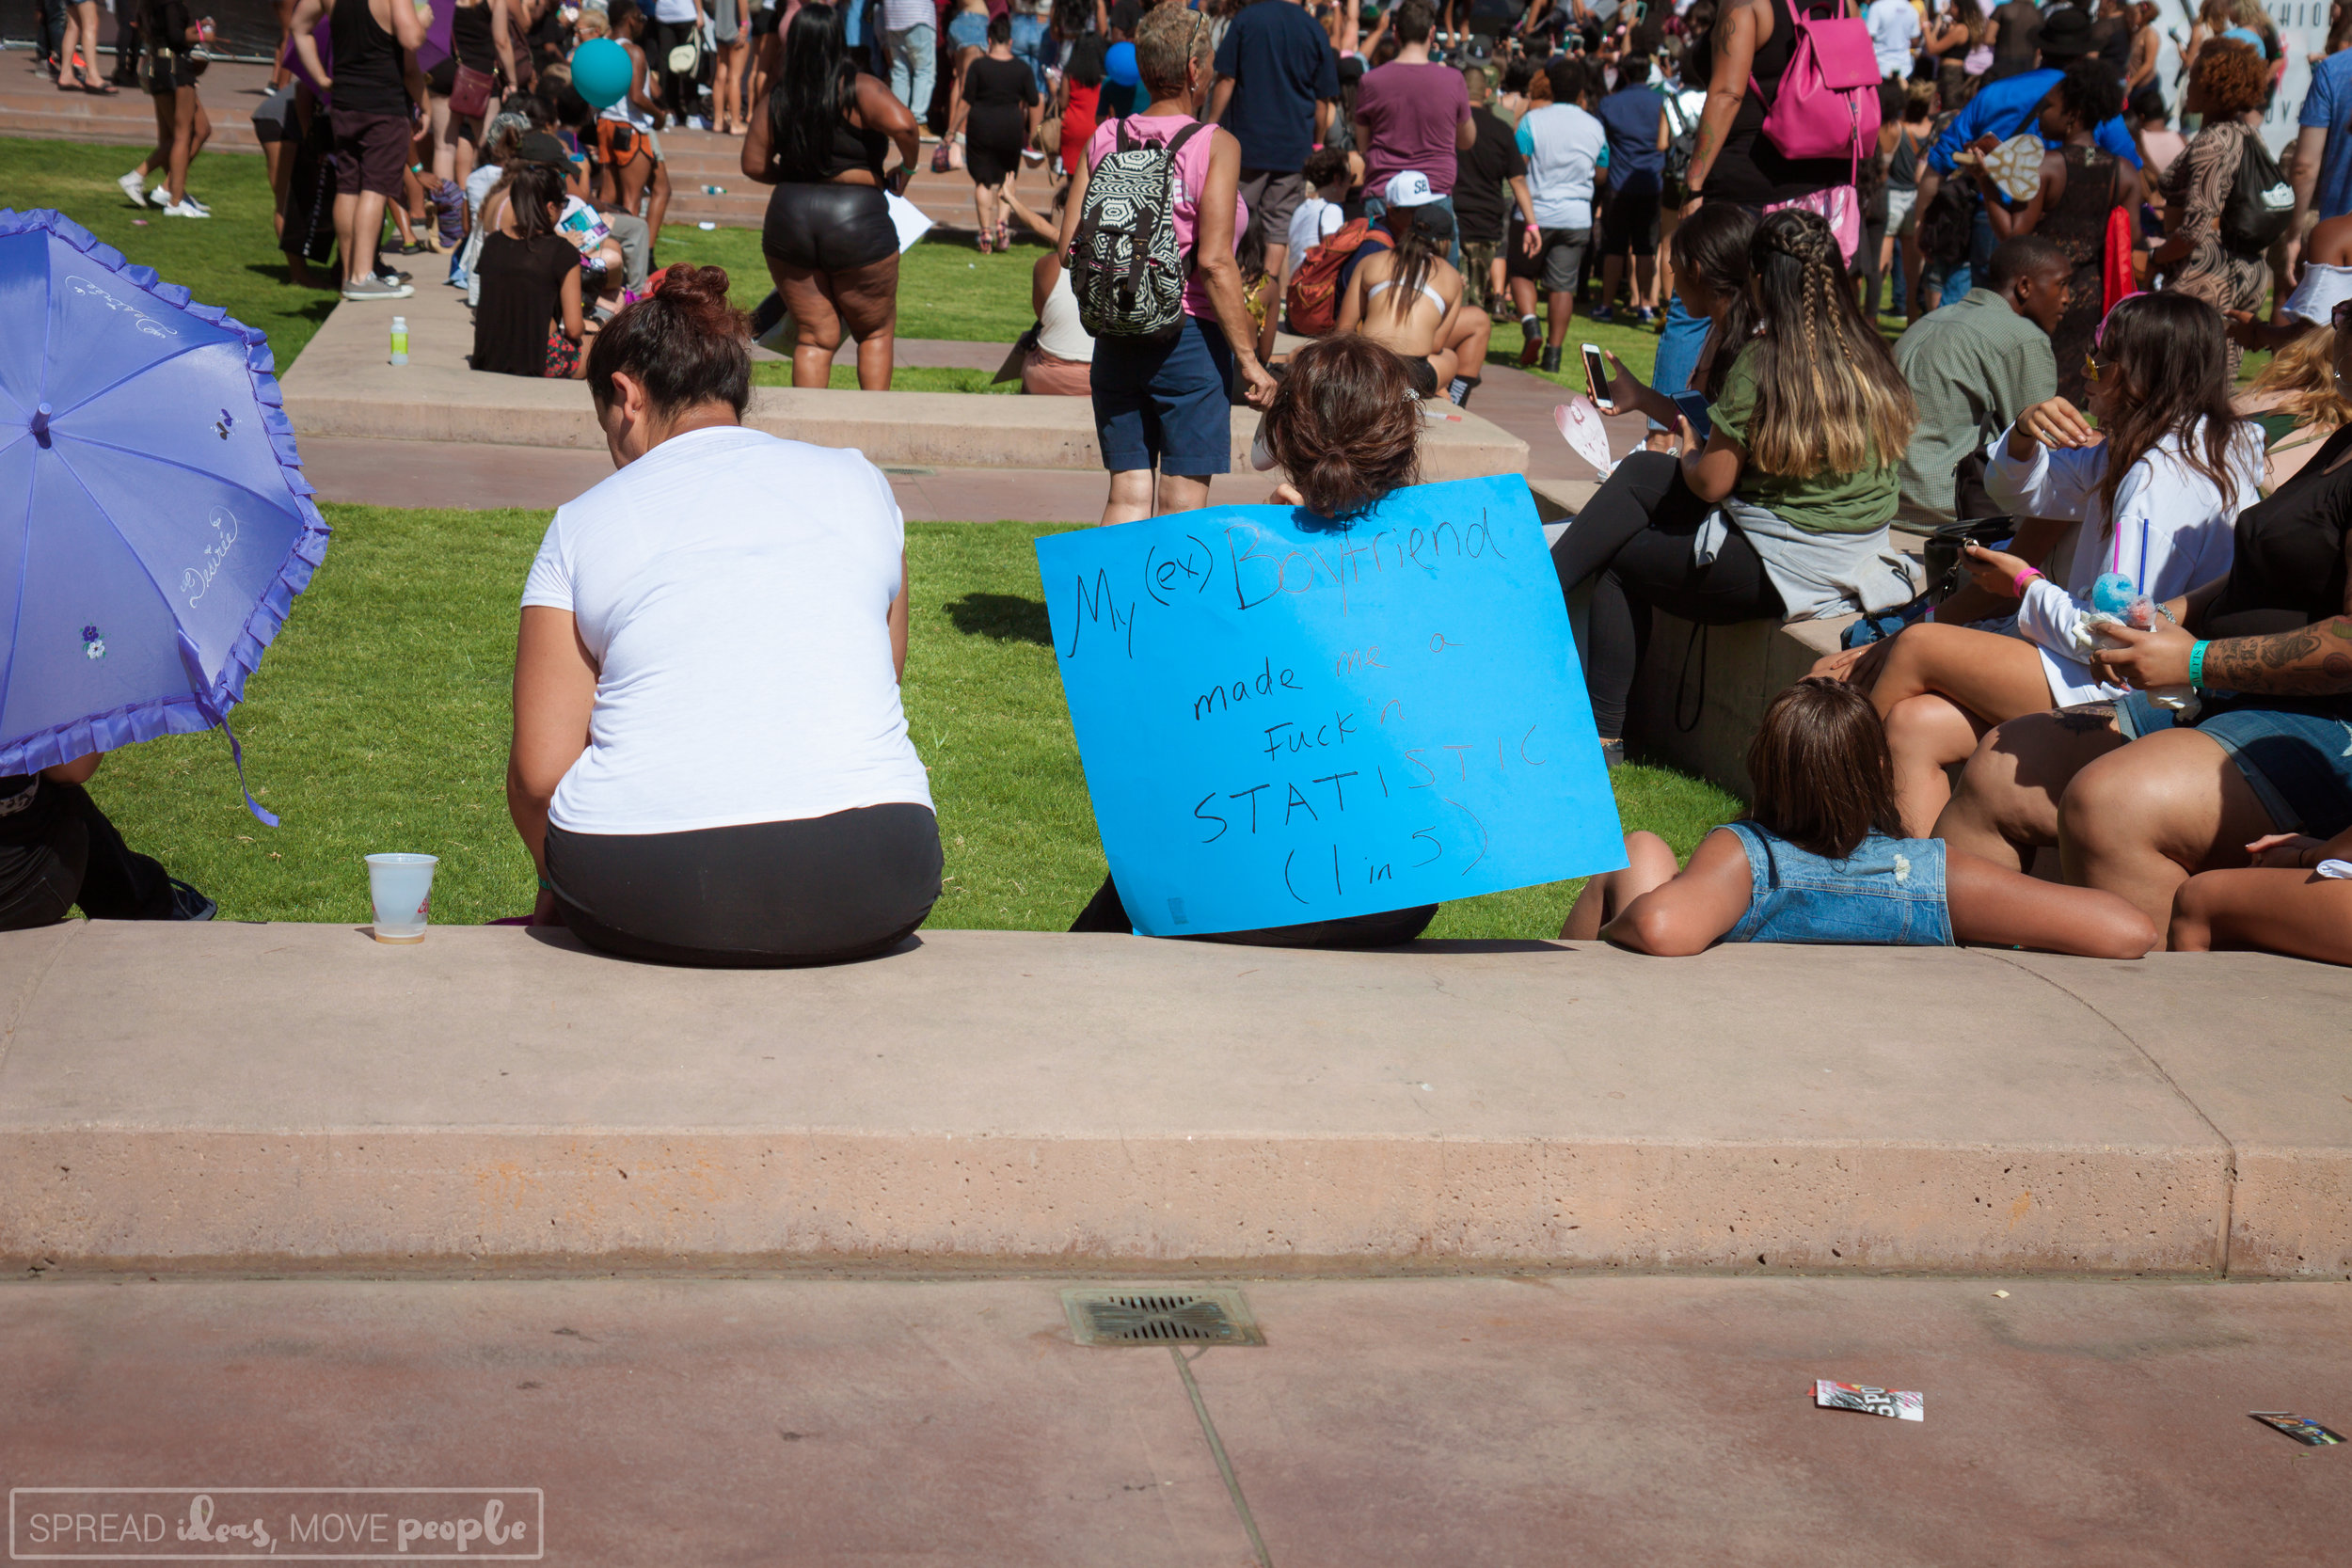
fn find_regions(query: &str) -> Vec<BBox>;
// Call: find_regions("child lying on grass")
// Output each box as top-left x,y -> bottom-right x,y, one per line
1559,679 -> 2157,958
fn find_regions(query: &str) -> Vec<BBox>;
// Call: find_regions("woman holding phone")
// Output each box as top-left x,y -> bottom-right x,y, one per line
1551,208 -> 1919,768
1810,292 -> 2255,836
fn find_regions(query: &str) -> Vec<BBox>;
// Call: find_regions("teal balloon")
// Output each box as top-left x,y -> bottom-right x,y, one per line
571,38 -> 633,109
1104,40 -> 1139,87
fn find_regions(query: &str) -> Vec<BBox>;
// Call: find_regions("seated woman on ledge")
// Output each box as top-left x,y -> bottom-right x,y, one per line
506,264 -> 942,966
1560,679 -> 2155,958
1070,335 -> 1440,948
1552,209 -> 1921,768
1813,292 -> 2257,835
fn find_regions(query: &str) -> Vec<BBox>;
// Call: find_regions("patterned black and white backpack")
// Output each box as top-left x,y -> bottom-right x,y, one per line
1069,120 -> 1206,340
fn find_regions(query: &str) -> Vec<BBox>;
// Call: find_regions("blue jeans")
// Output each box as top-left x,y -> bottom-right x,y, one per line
1942,201 -> 1997,301
1362,193 -> 1463,269
1645,292 -> 1708,431
1721,822 -> 1954,946
887,22 -> 936,117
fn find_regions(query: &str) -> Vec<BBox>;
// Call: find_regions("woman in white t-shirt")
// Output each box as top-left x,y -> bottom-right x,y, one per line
508,265 -> 941,965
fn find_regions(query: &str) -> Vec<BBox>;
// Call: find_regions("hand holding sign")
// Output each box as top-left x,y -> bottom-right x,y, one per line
1039,475 -> 1628,938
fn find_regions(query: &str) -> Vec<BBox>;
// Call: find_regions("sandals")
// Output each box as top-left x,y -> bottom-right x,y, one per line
976,230 -> 993,255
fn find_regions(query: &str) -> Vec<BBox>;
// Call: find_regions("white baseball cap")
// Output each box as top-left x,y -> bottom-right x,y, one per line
1383,170 -> 1439,208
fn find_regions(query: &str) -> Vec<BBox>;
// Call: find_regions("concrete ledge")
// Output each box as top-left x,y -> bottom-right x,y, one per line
2,923 -> 2343,1278
279,285 -> 1529,478
1627,611 -> 1851,799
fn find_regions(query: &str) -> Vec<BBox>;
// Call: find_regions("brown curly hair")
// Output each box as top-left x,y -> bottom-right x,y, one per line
2192,37 -> 2269,119
1261,337 -> 1422,518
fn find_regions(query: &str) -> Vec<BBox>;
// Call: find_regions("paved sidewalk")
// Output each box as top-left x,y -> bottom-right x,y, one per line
6,1274 -> 2348,1564
5,923 -> 2347,1276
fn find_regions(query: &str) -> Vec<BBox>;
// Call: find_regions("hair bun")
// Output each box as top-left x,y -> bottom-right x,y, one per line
653,263 -> 747,341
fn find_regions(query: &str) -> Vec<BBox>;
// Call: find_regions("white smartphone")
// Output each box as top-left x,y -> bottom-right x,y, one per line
1581,342 -> 1613,410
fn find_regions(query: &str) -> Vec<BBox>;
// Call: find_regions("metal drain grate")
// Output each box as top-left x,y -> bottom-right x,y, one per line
1062,1287 -> 1264,1347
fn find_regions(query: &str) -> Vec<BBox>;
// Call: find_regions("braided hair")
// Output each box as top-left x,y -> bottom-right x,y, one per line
1738,209 -> 1916,482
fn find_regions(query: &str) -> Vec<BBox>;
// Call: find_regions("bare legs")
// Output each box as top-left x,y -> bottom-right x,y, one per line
1100,470 -> 1211,528
773,253 -> 900,389
2058,726 -> 2277,938
333,188 -> 389,286
160,86 -> 208,206
1820,622 -> 2059,835
2171,868 -> 2352,961
973,177 -> 1002,250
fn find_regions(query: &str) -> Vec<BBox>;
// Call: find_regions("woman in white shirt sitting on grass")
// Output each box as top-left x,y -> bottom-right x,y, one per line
505,264 -> 941,966
1815,291 -> 2256,836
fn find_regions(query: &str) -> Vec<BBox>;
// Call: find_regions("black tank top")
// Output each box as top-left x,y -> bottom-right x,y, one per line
329,0 -> 409,116
452,2 -> 497,74
1700,0 -> 1858,207
771,70 -> 888,182
2205,425 -> 2352,640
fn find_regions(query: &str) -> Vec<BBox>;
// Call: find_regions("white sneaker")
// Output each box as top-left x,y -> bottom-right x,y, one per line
181,194 -> 210,215
118,170 -> 150,207
342,276 -> 414,301
159,198 -> 210,219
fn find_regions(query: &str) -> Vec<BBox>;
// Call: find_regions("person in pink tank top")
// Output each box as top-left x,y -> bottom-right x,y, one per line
1057,4 -> 1279,527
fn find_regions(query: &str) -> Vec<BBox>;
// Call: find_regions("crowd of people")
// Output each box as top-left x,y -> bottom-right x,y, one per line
27,0 -> 2352,977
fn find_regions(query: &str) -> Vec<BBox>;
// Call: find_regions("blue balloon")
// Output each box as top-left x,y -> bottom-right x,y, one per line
571,37 -> 634,110
1104,40 -> 1139,87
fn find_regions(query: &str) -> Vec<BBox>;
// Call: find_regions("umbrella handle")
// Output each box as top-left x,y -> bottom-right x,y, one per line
175,633 -> 278,828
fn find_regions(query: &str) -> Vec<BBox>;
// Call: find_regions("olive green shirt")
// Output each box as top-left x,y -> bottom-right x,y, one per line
1708,342 -> 1901,535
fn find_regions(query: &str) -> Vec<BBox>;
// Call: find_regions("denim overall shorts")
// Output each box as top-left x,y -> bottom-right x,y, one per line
1719,821 -> 1954,946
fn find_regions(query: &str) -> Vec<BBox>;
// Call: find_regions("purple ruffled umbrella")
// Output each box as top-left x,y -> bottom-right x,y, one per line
0,208 -> 331,824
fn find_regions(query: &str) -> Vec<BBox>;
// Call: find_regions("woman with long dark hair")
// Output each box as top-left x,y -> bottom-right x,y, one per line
1816,292 -> 2257,833
741,1 -> 923,388
946,12 -> 1041,253
509,265 -> 940,966
1052,0 -> 1104,179
472,162 -> 588,379
1552,208 -> 1918,768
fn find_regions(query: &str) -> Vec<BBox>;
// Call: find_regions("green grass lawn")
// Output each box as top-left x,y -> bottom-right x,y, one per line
95,506 -> 1740,940
750,363 -> 1021,391
0,136 -> 1047,366
0,136 -> 344,373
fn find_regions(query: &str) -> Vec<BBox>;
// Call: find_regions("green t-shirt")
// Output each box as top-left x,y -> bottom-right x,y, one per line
1708,344 -> 1899,535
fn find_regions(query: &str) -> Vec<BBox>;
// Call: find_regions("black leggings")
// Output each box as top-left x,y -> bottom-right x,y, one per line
1549,451 -> 1784,739
1070,876 -> 1438,949
0,780 -> 176,931
546,802 -> 943,967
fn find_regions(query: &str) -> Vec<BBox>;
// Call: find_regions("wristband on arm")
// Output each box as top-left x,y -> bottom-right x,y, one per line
2189,639 -> 2211,690
2010,566 -> 2043,597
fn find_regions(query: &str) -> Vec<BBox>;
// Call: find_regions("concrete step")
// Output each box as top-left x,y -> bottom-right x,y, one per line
1,921 -> 2344,1276
278,280 -> 1531,476
7,1274 -> 2350,1562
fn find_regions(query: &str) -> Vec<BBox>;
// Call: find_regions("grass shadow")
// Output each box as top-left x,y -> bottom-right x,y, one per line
945,591 -> 1052,646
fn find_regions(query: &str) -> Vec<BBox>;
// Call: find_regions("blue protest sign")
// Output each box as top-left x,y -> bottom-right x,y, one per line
1038,474 -> 1627,937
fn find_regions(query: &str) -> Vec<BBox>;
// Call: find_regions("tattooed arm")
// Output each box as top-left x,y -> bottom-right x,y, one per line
1681,0 -> 1758,214
2092,563 -> 2352,695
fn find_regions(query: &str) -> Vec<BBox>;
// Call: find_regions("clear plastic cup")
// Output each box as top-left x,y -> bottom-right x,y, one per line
365,853 -> 438,943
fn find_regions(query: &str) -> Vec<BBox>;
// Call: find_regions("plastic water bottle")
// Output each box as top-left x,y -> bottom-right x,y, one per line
389,315 -> 408,367
2088,572 -> 2197,711
700,183 -> 725,195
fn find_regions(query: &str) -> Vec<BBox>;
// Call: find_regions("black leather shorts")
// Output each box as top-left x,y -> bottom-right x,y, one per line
762,179 -> 898,273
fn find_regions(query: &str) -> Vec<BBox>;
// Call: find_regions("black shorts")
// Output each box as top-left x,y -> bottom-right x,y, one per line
426,52 -> 457,97
1403,353 -> 1439,396
1598,184 -> 1661,256
763,179 -> 900,271
751,0 -> 780,33
546,802 -> 943,967
328,105 -> 412,199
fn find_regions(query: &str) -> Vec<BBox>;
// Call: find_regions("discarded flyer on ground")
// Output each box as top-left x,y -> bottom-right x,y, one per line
1815,1380 -> 1924,1421
1038,474 -> 1627,937
2250,1412 -> 2344,1446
